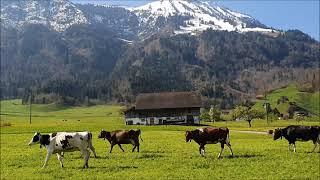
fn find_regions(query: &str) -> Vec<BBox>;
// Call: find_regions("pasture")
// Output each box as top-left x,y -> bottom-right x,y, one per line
1,100 -> 319,179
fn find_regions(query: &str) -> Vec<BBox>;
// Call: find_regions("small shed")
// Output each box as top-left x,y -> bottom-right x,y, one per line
124,91 -> 201,125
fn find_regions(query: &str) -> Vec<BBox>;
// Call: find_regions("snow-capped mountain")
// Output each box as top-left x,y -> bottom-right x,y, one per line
131,0 -> 274,36
1,0 -> 87,32
1,0 -> 276,39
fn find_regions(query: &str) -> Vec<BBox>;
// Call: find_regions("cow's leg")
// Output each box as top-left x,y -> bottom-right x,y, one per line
85,150 -> 90,168
293,143 -> 297,152
81,149 -> 90,168
218,143 -> 225,159
89,142 -> 97,158
135,141 -> 140,152
226,142 -> 234,157
56,153 -> 64,168
202,146 -> 205,156
199,146 -> 202,155
288,143 -> 292,151
109,143 -> 115,153
118,144 -> 125,152
311,140 -> 318,152
199,145 -> 205,156
42,150 -> 53,168
132,145 -> 136,152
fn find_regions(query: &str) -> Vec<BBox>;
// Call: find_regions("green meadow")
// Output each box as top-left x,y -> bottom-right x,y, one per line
254,85 -> 320,116
1,100 -> 319,179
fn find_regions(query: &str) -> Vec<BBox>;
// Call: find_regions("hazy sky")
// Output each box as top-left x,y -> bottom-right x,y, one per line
72,0 -> 320,40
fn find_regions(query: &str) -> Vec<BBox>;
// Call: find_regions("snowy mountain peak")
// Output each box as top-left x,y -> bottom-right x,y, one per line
131,0 -> 274,35
1,0 -> 88,32
1,0 -> 277,38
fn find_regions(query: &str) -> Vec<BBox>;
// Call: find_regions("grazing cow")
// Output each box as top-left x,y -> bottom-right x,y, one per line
28,131 -> 95,168
274,125 -> 320,152
98,129 -> 142,154
185,127 -> 233,158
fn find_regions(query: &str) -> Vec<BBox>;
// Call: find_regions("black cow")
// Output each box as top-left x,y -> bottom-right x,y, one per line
185,127 -> 234,158
98,129 -> 142,154
274,125 -> 320,152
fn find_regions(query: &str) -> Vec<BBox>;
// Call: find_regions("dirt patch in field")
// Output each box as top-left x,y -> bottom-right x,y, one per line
231,130 -> 269,135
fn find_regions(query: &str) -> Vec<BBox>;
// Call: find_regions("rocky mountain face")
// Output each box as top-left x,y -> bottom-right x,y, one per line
1,0 -> 88,32
1,0 -> 319,107
1,0 -> 275,39
131,0 -> 273,38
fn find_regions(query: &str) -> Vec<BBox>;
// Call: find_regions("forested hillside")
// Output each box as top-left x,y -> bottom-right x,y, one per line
1,24 -> 128,104
110,30 -> 319,108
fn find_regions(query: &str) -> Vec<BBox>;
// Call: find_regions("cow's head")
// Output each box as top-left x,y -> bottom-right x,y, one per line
98,129 -> 111,140
28,132 -> 41,146
273,128 -> 282,140
185,131 -> 193,142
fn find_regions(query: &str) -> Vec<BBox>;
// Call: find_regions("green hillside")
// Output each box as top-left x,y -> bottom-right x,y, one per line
254,85 -> 319,116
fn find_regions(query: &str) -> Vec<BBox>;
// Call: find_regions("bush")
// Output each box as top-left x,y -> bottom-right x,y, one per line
200,110 -> 211,122
297,83 -> 314,93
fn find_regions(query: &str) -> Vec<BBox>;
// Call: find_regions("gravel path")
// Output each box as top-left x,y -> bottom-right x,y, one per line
231,130 -> 270,135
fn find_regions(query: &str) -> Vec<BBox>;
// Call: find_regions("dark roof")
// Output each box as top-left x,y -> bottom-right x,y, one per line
135,91 -> 201,110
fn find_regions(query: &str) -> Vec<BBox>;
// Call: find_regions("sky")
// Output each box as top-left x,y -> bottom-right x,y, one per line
72,0 -> 320,40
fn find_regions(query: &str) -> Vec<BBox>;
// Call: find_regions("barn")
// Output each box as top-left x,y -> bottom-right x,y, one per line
124,92 -> 201,125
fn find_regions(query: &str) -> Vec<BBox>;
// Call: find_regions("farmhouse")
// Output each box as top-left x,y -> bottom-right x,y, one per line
124,91 -> 201,125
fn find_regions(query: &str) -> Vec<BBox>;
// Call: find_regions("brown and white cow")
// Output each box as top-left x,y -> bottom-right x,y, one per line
185,127 -> 234,158
98,129 -> 142,154
28,131 -> 95,168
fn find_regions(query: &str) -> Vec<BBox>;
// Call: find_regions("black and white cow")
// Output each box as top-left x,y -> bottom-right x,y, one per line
274,125 -> 320,152
48,132 -> 97,158
28,131 -> 96,168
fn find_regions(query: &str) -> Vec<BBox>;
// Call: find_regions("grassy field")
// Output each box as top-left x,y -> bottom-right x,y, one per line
1,100 -> 320,179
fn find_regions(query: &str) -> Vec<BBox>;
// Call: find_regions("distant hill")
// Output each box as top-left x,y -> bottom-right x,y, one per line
254,85 -> 319,116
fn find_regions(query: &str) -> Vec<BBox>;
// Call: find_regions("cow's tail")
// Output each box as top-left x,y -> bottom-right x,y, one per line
138,129 -> 143,142
86,132 -> 93,145
88,132 -> 92,140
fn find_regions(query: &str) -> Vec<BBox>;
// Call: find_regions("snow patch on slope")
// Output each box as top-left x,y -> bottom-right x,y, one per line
130,0 -> 275,35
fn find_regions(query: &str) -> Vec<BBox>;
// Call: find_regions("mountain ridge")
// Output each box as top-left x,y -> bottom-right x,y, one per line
1,0 -> 319,108
130,0 -> 274,37
1,0 -> 278,40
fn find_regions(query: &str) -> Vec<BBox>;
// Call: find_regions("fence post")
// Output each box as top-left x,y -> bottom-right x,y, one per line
29,93 -> 32,124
